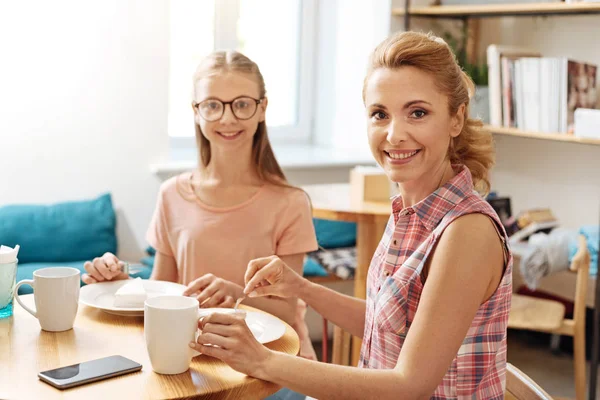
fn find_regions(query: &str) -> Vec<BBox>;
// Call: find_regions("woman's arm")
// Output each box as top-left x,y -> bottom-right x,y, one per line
150,251 -> 179,282
199,213 -> 505,400
244,255 -> 367,338
298,279 -> 366,338
243,253 -> 303,325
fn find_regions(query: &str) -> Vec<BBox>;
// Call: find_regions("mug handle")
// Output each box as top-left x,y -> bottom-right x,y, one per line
14,280 -> 37,318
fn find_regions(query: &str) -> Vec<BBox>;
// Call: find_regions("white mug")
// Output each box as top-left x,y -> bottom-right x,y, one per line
144,296 -> 245,375
144,295 -> 202,375
14,267 -> 80,332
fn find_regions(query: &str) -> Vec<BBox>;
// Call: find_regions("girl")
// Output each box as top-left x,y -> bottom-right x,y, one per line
190,31 -> 513,399
82,51 -> 319,361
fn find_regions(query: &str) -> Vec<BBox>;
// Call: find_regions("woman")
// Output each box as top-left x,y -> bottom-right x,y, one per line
190,31 -> 513,399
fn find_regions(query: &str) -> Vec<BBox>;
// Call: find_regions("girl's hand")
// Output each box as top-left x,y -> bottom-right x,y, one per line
243,255 -> 305,299
82,252 -> 129,284
191,312 -> 272,379
183,274 -> 243,308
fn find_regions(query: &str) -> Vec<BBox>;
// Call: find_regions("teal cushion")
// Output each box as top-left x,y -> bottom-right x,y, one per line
313,218 -> 357,249
140,255 -> 155,267
0,193 -> 117,264
303,256 -> 328,277
15,261 -> 152,295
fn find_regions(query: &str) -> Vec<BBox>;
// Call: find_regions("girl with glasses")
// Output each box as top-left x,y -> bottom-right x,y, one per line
82,51 -> 320,367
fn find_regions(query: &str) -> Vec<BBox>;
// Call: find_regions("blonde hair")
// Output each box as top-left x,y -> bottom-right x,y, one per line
184,50 -> 294,192
363,31 -> 495,195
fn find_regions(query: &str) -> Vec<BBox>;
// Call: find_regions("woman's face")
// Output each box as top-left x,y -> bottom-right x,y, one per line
364,66 -> 464,184
193,72 -> 267,151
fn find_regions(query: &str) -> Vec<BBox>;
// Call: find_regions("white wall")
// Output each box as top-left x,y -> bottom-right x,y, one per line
388,10 -> 600,228
0,0 -> 170,260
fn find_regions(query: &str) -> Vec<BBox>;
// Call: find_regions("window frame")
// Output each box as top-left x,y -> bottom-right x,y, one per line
169,0 -> 318,149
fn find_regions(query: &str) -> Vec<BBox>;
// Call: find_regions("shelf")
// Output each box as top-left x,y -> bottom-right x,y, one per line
392,2 -> 600,18
486,125 -> 600,145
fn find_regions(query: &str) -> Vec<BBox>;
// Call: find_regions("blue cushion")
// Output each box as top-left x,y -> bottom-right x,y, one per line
303,256 -> 328,277
15,261 -> 153,295
140,255 -> 155,267
313,218 -> 357,249
0,193 -> 117,264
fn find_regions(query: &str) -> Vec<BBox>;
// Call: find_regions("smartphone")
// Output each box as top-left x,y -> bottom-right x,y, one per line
38,355 -> 142,390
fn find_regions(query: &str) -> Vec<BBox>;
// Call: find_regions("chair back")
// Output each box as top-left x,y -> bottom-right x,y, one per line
506,363 -> 553,400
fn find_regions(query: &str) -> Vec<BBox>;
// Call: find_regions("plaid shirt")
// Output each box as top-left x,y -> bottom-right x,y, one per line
359,166 -> 512,399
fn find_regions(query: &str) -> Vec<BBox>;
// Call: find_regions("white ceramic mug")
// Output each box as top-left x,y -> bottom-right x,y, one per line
14,267 -> 80,332
144,296 -> 246,375
144,296 -> 203,375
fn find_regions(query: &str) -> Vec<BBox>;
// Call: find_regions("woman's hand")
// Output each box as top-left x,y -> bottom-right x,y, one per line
243,255 -> 306,299
183,274 -> 243,308
82,252 -> 129,284
190,312 -> 272,379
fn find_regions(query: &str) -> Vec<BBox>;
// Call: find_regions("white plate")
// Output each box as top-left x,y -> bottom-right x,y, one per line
79,280 -> 187,316
198,308 -> 286,344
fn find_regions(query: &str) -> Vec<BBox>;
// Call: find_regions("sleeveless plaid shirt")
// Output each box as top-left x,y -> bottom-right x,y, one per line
359,166 -> 512,399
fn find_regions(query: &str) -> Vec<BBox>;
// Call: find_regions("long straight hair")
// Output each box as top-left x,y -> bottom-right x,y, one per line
191,51 -> 290,189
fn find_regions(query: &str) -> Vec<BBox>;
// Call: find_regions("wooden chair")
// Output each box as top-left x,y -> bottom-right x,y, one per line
506,363 -> 554,400
508,235 -> 590,400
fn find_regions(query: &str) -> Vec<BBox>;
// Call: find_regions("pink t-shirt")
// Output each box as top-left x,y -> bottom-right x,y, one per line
146,173 -> 318,286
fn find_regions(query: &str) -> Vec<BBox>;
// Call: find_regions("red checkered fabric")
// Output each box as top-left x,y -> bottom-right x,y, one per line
359,166 -> 512,399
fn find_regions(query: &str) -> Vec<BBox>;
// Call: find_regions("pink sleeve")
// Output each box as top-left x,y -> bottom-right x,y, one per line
276,190 -> 318,256
145,186 -> 174,257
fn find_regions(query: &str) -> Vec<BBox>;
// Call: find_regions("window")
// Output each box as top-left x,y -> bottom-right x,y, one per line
168,0 -> 317,146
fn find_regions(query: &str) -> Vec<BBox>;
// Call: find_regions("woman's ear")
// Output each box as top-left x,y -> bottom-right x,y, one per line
259,97 -> 269,123
450,103 -> 466,138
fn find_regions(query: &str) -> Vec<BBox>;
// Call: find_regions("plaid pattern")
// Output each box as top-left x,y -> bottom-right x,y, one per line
359,166 -> 513,399
309,247 -> 356,279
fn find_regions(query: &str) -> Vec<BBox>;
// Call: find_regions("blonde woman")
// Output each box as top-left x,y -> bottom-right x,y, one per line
191,31 -> 513,400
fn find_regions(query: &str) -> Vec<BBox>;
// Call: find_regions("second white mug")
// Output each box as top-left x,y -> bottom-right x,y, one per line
14,267 -> 80,332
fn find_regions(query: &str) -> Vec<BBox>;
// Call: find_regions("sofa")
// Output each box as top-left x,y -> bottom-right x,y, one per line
0,193 -> 152,295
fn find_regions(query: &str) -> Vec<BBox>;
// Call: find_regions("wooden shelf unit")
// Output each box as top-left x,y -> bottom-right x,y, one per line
486,125 -> 600,145
392,2 -> 600,18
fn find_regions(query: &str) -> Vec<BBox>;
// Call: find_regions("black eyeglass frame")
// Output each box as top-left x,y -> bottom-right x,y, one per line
192,96 -> 264,121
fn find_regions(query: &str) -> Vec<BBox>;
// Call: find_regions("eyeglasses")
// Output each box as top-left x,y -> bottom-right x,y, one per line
193,96 -> 263,122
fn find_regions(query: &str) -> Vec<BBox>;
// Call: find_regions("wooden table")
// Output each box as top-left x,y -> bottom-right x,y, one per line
0,295 -> 300,400
303,183 -> 391,366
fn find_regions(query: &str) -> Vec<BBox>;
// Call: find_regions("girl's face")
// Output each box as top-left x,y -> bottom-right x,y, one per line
364,66 -> 464,184
193,72 -> 267,151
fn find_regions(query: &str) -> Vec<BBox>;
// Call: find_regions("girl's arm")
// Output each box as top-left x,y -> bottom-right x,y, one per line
149,251 -> 179,282
198,213 -> 505,400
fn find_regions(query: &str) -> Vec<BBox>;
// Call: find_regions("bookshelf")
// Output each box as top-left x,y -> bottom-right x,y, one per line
487,125 -> 600,145
392,2 -> 600,18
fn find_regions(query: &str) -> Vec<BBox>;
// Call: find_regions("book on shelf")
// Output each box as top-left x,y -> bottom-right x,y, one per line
487,44 -> 598,134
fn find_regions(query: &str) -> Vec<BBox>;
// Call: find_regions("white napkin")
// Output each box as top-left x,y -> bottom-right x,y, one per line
0,245 -> 19,264
114,277 -> 147,308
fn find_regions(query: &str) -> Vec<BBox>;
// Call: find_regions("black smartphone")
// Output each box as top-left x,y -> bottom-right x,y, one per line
38,355 -> 142,390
